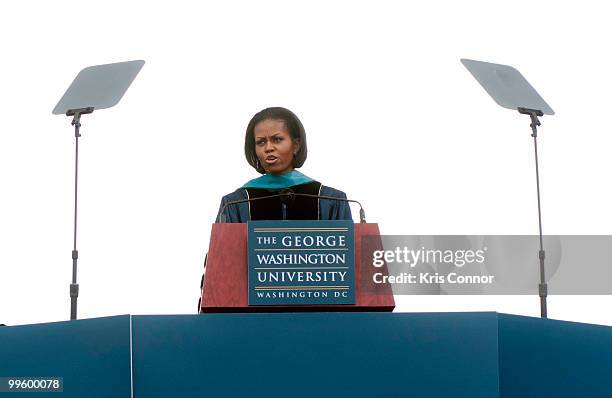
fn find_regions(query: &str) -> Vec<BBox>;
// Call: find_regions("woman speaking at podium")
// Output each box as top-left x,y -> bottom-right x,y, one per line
215,107 -> 352,223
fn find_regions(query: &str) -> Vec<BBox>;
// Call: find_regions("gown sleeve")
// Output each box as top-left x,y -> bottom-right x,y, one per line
215,190 -> 249,223
319,186 -> 353,221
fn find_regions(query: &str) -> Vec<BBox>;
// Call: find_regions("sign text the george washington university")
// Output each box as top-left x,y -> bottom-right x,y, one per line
248,220 -> 355,306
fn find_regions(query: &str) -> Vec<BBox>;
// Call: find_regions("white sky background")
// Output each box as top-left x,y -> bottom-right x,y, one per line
1,0 -> 611,327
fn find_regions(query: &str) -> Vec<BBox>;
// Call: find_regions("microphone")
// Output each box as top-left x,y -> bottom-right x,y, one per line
218,189 -> 367,223
279,188 -> 295,204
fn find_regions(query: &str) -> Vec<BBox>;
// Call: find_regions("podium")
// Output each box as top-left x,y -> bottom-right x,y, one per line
199,223 -> 395,312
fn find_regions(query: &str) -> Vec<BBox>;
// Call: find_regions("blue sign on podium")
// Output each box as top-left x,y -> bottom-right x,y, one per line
247,220 -> 355,305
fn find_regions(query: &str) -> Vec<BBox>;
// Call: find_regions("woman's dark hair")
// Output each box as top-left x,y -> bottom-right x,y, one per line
244,107 -> 308,174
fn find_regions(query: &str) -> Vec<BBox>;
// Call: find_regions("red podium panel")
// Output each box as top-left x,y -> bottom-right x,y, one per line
200,223 -> 395,313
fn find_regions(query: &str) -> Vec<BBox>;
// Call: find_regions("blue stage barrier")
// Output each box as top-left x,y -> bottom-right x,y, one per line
498,313 -> 612,397
131,312 -> 500,398
2,313 -> 612,397
0,315 -> 131,397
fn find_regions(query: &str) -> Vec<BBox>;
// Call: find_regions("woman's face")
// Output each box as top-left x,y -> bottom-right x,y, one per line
254,119 -> 299,175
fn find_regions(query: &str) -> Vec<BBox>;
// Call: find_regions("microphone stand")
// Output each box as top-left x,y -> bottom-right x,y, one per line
67,107 -> 94,320
518,107 -> 548,318
280,189 -> 292,220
